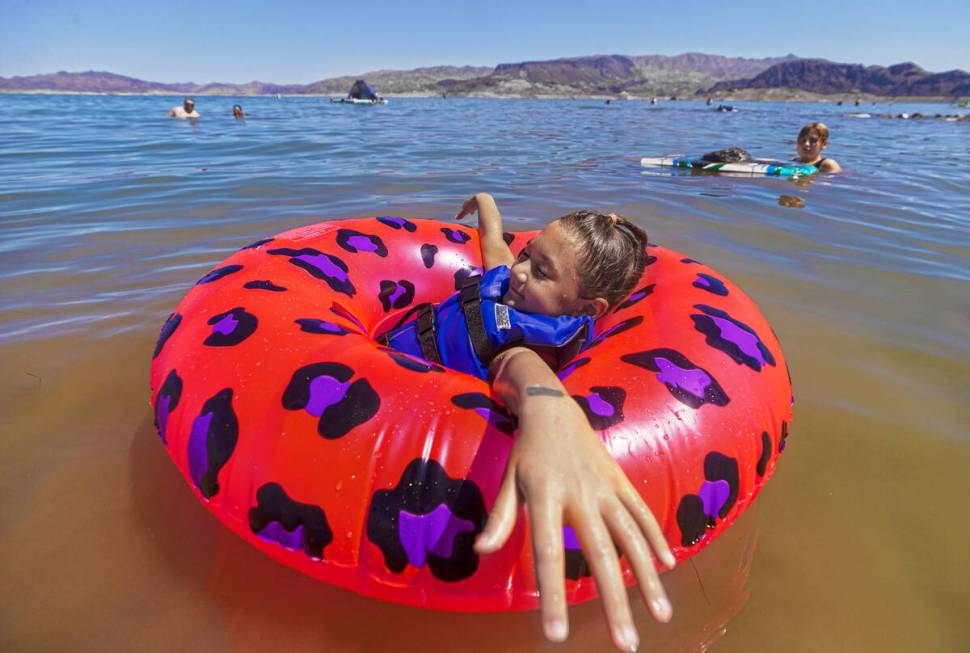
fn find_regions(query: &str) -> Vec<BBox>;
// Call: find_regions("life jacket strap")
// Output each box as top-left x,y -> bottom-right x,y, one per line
415,303 -> 443,364
460,276 -> 496,368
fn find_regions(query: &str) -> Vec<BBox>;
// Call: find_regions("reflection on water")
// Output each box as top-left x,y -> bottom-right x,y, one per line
1,95 -> 968,651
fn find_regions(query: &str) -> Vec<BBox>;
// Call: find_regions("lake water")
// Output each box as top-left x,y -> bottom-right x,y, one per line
1,94 -> 968,652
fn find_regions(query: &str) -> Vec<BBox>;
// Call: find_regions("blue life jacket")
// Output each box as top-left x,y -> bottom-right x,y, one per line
379,266 -> 594,380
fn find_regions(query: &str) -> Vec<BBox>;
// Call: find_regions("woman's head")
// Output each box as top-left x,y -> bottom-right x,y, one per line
503,211 -> 648,319
796,122 -> 830,162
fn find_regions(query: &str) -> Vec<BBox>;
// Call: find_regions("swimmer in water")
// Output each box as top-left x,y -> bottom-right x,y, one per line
167,97 -> 199,119
232,104 -> 245,119
796,123 -> 842,173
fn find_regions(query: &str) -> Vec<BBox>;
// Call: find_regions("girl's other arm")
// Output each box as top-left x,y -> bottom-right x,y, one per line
455,192 -> 514,269
479,347 -> 675,652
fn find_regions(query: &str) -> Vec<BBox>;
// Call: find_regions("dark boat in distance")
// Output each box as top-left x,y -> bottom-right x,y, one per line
330,79 -> 387,104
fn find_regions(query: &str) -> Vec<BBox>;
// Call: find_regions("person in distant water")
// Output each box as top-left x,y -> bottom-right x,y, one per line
796,122 -> 842,173
232,104 -> 245,119
168,97 -> 199,119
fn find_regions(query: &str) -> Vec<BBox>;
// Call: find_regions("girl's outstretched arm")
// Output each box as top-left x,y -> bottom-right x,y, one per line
480,346 -> 675,653
455,192 -> 514,270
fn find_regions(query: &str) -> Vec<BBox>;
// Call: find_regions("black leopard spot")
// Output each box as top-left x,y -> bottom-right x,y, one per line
244,280 -> 287,292
153,369 -> 182,445
676,495 -> 707,546
336,229 -> 388,257
241,238 -> 274,250
268,247 -> 356,297
451,393 -> 516,435
502,232 -> 515,245
572,386 -> 626,430
441,227 -> 472,244
453,266 -> 483,291
204,307 -> 258,347
379,280 -> 415,312
282,362 -> 380,439
420,243 -> 438,268
613,283 -> 655,312
197,264 -> 243,285
757,431 -> 772,477
556,357 -> 591,380
779,421 -> 789,452
366,458 -> 486,581
693,273 -> 728,296
295,319 -> 350,335
621,348 -> 730,409
587,316 -> 644,349
249,482 -> 334,559
153,312 -> 181,359
187,388 -> 238,500
681,258 -> 701,264
386,351 -> 446,373
691,304 -> 775,372
377,216 -> 417,232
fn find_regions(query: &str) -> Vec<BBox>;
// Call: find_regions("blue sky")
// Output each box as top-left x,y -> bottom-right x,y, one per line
1,0 -> 967,83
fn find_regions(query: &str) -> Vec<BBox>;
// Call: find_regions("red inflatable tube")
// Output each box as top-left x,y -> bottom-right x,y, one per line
149,217 -> 792,611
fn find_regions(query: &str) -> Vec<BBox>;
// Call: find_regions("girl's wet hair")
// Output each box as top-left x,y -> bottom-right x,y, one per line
556,210 -> 649,308
798,122 -> 830,144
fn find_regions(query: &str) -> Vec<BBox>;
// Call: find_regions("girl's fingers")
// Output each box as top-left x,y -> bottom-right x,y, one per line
573,515 -> 639,653
529,495 -> 569,643
619,487 -> 675,570
604,501 -> 672,624
475,465 -> 520,553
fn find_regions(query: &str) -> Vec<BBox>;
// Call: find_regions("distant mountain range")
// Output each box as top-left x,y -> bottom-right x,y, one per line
2,53 -> 967,98
710,59 -> 970,97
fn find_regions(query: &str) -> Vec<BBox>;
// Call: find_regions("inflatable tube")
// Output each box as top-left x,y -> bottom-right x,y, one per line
149,217 -> 793,611
641,156 -> 817,177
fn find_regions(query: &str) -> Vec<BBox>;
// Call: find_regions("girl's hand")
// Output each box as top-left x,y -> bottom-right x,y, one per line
455,193 -> 490,220
475,390 -> 676,652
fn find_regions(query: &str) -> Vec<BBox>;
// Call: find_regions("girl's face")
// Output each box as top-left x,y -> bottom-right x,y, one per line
503,220 -> 605,317
796,129 -> 826,162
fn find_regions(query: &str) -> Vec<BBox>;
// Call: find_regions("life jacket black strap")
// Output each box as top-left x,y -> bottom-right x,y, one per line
460,275 -> 496,368
415,303 -> 443,365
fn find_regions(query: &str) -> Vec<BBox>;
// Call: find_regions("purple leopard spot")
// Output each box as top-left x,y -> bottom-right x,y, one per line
654,357 -> 712,399
399,504 -> 476,568
557,357 -> 590,380
709,316 -> 767,366
156,395 -> 172,444
347,235 -> 379,252
699,480 -> 731,520
295,254 -> 350,283
694,276 -> 711,288
256,521 -> 307,553
441,227 -> 471,244
585,392 -> 615,417
305,375 -> 351,417
563,525 -> 580,550
388,284 -> 407,304
211,312 -> 239,336
188,412 -> 214,490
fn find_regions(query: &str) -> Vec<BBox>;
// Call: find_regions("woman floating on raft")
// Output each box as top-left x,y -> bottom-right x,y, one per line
150,194 -> 793,652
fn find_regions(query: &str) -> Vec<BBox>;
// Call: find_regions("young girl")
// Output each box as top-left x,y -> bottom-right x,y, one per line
382,193 -> 675,652
796,122 -> 842,173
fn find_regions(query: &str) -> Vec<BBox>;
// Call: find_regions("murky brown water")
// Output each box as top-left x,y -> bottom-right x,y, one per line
2,95 -> 968,651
